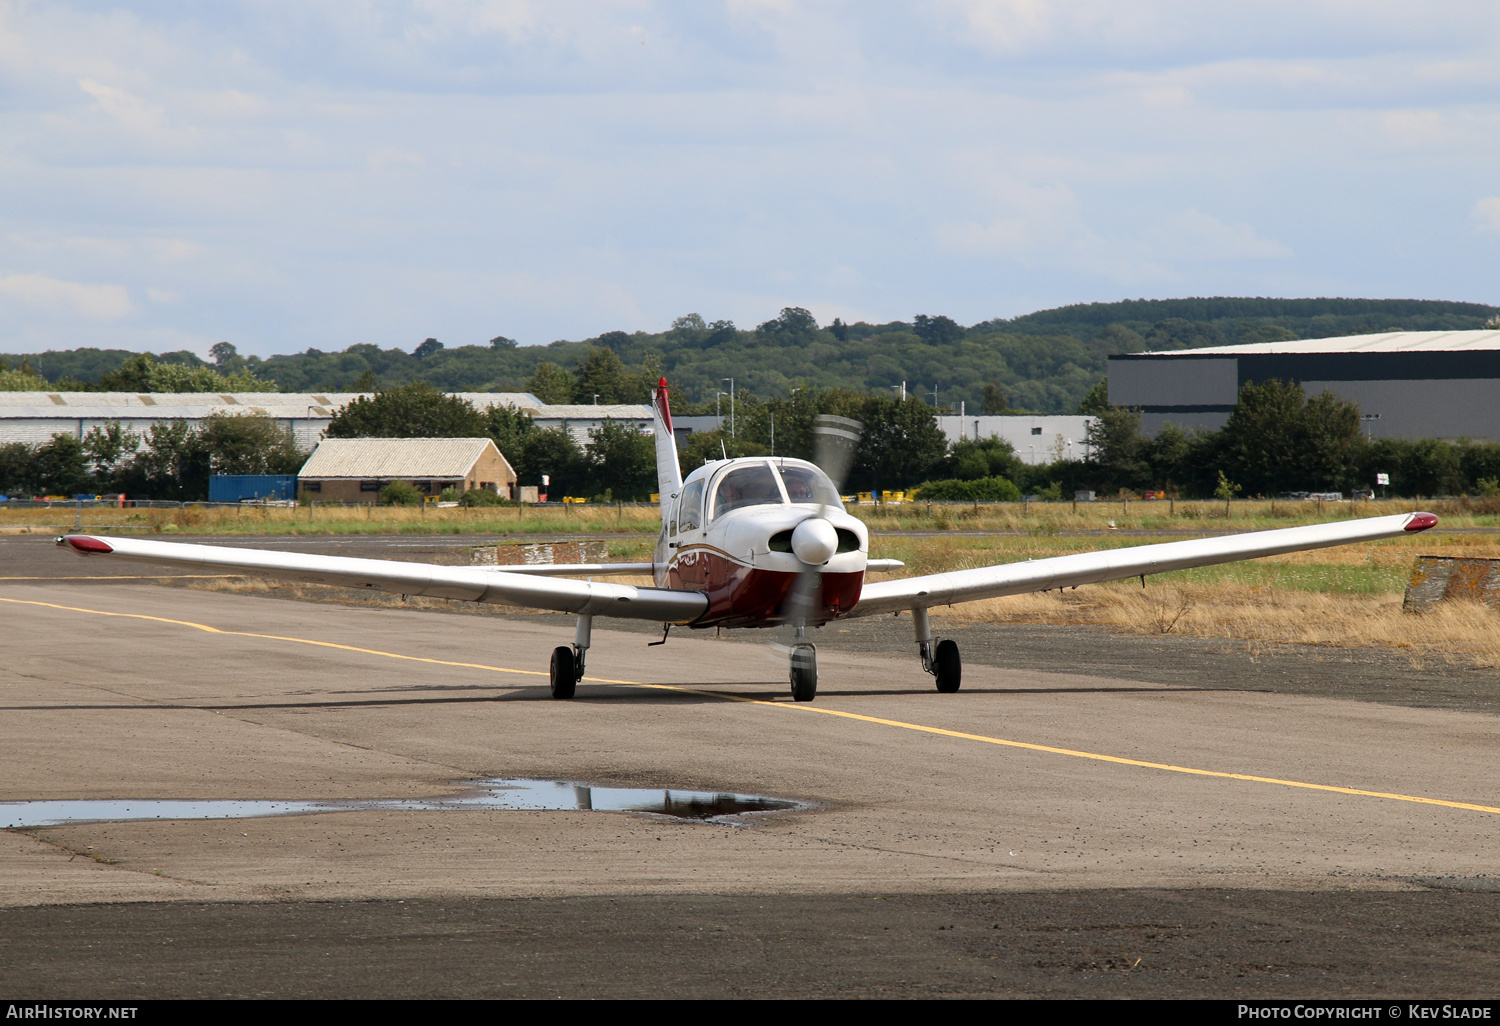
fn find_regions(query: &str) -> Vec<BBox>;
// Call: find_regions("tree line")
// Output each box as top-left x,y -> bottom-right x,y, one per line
1044,380 -> 1500,501
7,297 -> 1494,417
4,376 -> 1498,504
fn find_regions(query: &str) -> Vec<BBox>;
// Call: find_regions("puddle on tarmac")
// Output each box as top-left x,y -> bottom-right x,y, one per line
472,541 -> 612,567
0,778 -> 802,829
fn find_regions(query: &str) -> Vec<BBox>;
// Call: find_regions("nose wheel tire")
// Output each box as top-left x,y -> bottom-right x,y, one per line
789,643 -> 818,702
933,639 -> 961,693
550,645 -> 578,699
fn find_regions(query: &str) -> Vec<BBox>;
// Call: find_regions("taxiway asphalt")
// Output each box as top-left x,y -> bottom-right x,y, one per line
3,544 -> 1499,997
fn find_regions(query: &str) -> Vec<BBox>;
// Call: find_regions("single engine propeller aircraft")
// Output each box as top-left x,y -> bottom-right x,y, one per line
58,379 -> 1438,702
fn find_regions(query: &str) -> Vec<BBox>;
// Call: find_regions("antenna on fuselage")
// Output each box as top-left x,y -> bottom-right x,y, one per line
721,439 -> 729,461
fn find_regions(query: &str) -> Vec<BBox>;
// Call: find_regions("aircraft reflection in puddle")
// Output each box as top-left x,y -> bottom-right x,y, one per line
0,778 -> 802,829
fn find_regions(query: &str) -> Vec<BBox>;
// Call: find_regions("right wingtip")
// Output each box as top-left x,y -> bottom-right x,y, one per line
1404,512 -> 1438,532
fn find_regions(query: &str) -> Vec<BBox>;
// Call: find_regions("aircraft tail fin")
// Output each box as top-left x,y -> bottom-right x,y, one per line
652,377 -> 683,523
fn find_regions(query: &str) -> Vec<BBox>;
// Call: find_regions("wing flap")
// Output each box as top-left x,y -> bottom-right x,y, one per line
59,535 -> 706,624
849,512 -> 1436,618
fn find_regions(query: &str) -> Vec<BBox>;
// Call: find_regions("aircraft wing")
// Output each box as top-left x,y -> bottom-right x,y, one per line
57,535 -> 707,624
848,512 -> 1437,618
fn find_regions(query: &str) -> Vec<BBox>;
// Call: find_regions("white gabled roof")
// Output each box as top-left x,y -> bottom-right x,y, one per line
1145,330 -> 1500,356
299,437 -> 510,480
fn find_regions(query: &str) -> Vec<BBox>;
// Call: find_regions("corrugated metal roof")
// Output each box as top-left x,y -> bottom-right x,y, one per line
1145,330 -> 1500,356
529,404 -> 653,418
0,391 -> 542,416
299,438 -> 507,479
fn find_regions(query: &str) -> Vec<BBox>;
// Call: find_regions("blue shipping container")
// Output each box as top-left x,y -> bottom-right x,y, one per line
209,475 -> 298,502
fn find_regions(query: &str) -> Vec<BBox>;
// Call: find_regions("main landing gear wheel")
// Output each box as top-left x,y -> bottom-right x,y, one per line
550,645 -> 578,700
933,639 -> 961,693
789,643 -> 818,702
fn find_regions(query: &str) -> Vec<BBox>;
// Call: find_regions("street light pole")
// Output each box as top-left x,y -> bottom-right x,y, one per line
723,378 -> 735,437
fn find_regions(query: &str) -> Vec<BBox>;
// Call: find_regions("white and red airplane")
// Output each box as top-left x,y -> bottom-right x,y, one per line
58,379 -> 1438,702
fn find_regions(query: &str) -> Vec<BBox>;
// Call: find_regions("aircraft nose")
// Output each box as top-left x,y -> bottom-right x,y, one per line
790,518 -> 838,565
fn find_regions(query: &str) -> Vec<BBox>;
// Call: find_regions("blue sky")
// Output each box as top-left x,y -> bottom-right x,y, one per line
1,0 -> 1497,357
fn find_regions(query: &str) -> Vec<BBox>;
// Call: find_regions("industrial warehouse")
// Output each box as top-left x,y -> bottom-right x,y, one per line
1108,329 -> 1500,439
0,391 -> 657,451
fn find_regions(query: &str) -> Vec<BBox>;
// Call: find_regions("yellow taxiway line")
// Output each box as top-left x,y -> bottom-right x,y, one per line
5,594 -> 1498,818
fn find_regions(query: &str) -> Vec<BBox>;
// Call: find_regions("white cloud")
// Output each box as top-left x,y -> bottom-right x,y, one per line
1473,197 -> 1500,234
937,0 -> 1077,55
368,148 -> 427,171
78,78 -> 165,132
0,2 -> 1497,354
1145,209 -> 1291,262
0,273 -> 134,321
936,179 -> 1087,258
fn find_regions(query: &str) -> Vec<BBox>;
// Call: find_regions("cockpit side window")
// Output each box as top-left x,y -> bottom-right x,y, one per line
678,479 -> 705,532
778,465 -> 841,506
711,463 -> 784,518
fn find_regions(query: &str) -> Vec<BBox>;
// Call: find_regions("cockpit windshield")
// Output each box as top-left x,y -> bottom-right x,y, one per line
712,463 -> 784,517
778,464 -> 841,506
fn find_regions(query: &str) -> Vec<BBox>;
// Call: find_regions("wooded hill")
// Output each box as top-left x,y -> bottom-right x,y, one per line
11,297 -> 1495,415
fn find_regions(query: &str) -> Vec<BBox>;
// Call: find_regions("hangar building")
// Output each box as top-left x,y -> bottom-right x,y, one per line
298,437 -> 516,504
0,392 -> 541,450
0,391 -> 656,451
934,415 -> 1096,465
1108,330 -> 1500,440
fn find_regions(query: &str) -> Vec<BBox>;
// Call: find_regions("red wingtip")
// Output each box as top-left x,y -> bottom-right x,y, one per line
1405,512 -> 1438,532
63,535 -> 113,554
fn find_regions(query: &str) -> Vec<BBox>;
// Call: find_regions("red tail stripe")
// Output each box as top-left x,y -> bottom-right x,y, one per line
655,377 -> 673,434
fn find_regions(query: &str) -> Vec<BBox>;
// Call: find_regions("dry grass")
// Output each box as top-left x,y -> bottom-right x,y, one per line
856,496 -> 1500,534
938,583 -> 1500,666
30,496 -> 1488,663
7,494 -> 1498,538
870,531 -> 1500,664
0,501 -> 663,537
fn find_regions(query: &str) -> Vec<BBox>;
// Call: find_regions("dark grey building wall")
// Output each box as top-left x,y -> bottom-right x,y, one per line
1109,351 -> 1500,440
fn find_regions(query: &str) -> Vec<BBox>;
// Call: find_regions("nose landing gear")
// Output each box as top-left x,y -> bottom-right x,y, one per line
789,642 -> 818,702
787,622 -> 818,701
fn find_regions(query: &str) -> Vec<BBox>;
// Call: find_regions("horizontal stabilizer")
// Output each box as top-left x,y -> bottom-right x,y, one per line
490,563 -> 656,577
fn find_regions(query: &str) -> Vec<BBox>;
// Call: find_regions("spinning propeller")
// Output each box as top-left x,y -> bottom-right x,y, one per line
782,413 -> 862,626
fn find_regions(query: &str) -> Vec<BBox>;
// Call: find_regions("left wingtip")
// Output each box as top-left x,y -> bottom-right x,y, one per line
1404,512 -> 1438,532
58,535 -> 114,554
